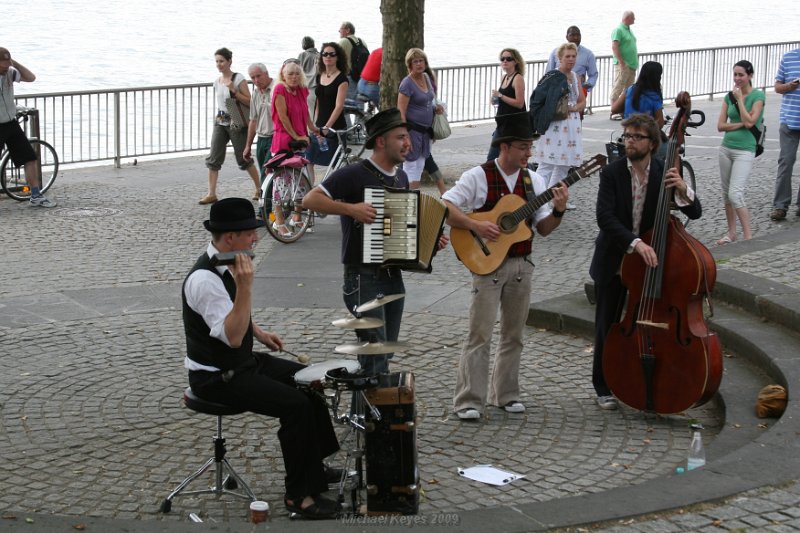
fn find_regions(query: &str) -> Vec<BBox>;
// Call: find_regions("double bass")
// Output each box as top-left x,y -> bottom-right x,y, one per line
602,93 -> 723,414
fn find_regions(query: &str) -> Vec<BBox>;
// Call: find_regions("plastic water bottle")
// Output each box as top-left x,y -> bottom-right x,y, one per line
687,424 -> 706,470
318,132 -> 329,152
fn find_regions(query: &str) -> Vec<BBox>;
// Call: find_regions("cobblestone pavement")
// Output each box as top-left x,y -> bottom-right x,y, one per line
1,92 -> 798,530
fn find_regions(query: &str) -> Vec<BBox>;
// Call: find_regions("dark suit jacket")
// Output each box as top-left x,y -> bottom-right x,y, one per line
589,157 -> 703,287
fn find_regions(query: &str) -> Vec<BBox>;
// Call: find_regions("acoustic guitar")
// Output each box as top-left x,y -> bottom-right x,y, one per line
450,154 -> 606,275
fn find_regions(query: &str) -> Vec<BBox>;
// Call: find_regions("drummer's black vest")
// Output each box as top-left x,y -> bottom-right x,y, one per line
182,252 -> 253,371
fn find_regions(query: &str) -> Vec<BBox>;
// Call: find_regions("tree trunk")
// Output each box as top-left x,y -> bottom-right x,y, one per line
379,0 -> 425,111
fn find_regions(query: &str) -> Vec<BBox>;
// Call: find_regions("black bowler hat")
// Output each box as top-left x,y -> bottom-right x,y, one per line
364,107 -> 409,149
491,111 -> 538,147
203,197 -> 265,232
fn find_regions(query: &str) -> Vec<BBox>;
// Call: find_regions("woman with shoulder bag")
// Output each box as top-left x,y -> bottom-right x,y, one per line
533,43 -> 584,209
201,47 -> 262,205
715,59 -> 765,245
487,48 -> 526,161
397,48 -> 444,190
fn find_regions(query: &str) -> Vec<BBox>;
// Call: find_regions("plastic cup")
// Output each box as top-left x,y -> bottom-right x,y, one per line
249,500 -> 269,523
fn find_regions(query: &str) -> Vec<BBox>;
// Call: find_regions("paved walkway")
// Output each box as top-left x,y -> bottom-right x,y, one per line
1,92 -> 799,532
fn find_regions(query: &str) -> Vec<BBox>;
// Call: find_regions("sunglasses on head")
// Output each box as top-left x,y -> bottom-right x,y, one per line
321,52 -> 337,58
500,56 -> 515,62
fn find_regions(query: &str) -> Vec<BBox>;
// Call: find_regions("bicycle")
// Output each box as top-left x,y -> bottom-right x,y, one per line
260,142 -> 314,244
320,123 -> 367,182
0,106 -> 59,201
605,108 -> 705,224
342,94 -> 376,155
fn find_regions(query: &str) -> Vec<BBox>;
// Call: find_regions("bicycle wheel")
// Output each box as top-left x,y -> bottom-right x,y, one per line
680,160 -> 697,228
264,169 -> 313,244
0,139 -> 59,201
681,160 -> 696,194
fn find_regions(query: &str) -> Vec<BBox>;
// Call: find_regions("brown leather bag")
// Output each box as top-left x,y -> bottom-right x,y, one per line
755,384 -> 787,418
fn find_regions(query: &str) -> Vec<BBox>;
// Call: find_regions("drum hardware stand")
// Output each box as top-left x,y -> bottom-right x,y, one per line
328,384 -> 383,516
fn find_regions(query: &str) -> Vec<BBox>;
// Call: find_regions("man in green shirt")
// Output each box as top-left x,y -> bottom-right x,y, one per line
610,11 -> 638,120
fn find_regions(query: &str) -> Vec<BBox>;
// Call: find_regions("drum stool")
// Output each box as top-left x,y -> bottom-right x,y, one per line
159,387 -> 257,513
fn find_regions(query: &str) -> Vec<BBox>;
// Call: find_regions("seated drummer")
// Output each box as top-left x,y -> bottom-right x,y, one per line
182,197 -> 340,519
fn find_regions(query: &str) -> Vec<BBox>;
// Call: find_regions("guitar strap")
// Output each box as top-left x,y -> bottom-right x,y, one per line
520,167 -> 536,203
520,168 -> 537,224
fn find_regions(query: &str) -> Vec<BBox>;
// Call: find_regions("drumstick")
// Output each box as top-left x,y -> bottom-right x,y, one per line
281,348 -> 310,364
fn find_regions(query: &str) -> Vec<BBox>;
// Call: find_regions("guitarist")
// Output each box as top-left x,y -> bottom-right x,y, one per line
442,112 -> 569,420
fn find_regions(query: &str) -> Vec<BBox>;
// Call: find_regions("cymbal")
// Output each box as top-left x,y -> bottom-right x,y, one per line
331,316 -> 385,329
334,341 -> 410,355
354,293 -> 406,313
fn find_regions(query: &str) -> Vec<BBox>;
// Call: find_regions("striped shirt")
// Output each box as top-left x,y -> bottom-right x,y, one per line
776,48 -> 800,129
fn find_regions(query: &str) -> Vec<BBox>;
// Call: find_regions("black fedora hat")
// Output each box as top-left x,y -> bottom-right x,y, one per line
203,197 -> 265,232
364,107 -> 409,149
491,111 -> 539,147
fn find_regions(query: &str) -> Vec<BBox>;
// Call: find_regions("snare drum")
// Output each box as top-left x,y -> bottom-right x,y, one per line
293,359 -> 361,390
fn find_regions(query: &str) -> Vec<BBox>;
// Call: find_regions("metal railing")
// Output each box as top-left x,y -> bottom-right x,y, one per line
14,41 -> 799,168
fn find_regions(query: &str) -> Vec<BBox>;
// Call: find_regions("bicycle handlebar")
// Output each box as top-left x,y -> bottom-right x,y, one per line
687,110 -> 705,128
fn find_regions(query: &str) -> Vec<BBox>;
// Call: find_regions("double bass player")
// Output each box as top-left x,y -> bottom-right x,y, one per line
590,113 -> 702,410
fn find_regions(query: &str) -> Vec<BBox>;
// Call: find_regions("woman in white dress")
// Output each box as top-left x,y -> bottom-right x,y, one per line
533,42 -> 585,209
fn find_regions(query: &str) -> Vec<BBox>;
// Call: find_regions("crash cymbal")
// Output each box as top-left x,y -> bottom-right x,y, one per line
354,293 -> 406,313
331,316 -> 385,329
334,341 -> 410,355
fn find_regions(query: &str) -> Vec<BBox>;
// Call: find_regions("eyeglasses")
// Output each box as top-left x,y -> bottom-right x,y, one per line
509,142 -> 533,152
321,52 -> 337,58
500,56 -> 515,62
621,133 -> 651,142
283,58 -> 300,65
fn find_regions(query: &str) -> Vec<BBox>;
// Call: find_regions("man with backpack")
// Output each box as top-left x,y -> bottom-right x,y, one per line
338,21 -> 369,101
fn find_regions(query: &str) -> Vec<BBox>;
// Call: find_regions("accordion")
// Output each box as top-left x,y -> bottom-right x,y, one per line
362,187 -> 448,272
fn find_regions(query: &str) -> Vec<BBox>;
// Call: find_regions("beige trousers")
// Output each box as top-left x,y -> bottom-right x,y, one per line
453,256 -> 534,413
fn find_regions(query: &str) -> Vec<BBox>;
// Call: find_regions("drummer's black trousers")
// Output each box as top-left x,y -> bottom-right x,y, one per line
189,352 -> 339,499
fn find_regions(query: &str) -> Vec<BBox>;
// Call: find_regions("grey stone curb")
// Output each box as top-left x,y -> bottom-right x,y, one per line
524,252 -> 800,530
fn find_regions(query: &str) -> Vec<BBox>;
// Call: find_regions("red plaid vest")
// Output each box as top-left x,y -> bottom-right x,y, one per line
476,161 -> 533,258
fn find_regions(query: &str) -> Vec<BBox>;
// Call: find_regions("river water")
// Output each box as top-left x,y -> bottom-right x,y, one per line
6,0 -> 798,94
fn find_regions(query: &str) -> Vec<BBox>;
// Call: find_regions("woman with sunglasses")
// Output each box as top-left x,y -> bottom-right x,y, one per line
307,42 -> 349,179
533,42 -> 585,209
487,48 -> 526,161
397,48 -> 444,189
715,59 -> 765,245
270,60 -> 313,235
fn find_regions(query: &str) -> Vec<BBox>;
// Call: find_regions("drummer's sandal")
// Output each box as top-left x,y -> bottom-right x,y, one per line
284,494 -> 339,519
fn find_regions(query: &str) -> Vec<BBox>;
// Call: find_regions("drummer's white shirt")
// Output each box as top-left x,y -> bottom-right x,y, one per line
183,242 -> 235,372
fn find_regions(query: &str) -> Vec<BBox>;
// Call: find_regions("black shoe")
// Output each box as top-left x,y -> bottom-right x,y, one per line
284,494 -> 339,519
324,465 -> 344,484
770,208 -> 787,221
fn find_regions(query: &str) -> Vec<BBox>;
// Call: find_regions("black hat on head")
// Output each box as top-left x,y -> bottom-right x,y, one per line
364,107 -> 409,149
491,111 -> 538,147
203,197 -> 265,232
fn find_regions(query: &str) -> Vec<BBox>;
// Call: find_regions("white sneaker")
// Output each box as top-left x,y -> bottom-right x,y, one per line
30,195 -> 57,208
596,395 -> 619,410
566,202 -> 576,210
456,408 -> 480,420
503,401 -> 525,413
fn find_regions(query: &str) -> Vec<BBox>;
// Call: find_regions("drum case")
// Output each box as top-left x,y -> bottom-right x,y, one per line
364,371 -> 419,515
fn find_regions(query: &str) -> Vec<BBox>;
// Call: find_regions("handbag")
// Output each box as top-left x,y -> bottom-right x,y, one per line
552,93 -> 570,121
225,96 -> 249,129
224,73 -> 249,129
432,111 -> 451,140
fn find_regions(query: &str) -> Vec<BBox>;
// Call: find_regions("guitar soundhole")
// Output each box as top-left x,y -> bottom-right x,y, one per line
498,213 -> 516,232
